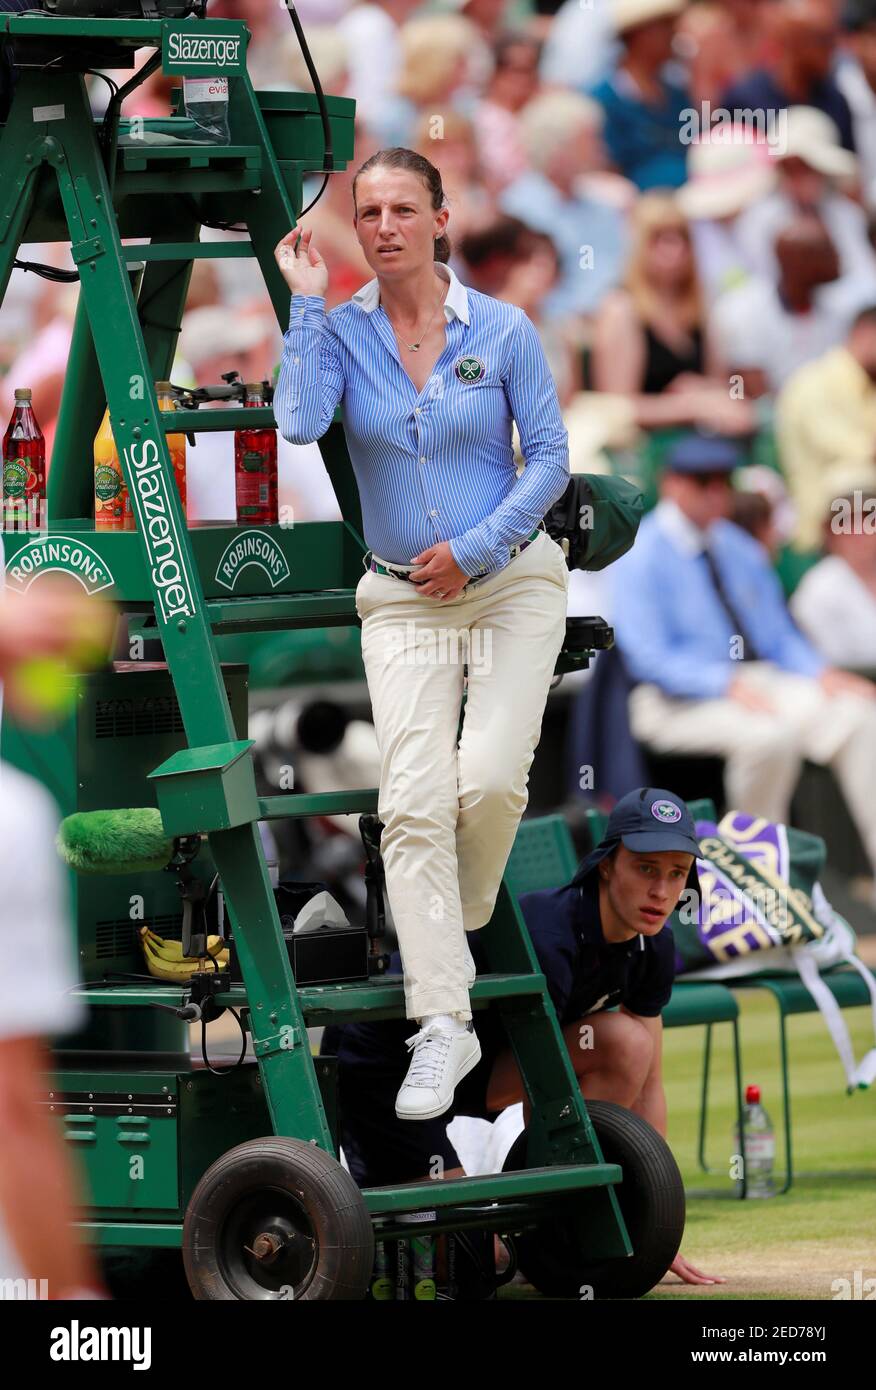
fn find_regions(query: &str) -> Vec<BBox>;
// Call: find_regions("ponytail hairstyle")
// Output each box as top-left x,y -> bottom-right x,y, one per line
352,147 -> 451,264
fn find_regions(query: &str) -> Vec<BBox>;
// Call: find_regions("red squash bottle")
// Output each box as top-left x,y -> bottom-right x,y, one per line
235,382 -> 278,526
3,388 -> 46,532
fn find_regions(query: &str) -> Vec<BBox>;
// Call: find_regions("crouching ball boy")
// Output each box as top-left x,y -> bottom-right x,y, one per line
322,787 -> 723,1286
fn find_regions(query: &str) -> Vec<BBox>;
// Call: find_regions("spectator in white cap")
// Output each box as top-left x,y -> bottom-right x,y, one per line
733,106 -> 876,303
677,132 -> 775,303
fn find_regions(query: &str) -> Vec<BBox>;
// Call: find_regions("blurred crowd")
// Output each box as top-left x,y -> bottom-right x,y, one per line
4,0 -> 876,886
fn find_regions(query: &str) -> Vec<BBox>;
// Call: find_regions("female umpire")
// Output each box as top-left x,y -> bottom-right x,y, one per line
274,147 -> 571,1121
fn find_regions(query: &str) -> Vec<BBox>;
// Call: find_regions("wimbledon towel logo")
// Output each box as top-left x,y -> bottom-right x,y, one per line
123,438 -> 197,623
215,531 -> 291,591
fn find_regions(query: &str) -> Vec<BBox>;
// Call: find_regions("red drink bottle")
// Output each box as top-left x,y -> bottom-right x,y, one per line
3,388 -> 46,532
235,382 -> 278,526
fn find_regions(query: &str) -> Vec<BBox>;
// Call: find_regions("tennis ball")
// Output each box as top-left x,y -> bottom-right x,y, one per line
12,659 -> 80,717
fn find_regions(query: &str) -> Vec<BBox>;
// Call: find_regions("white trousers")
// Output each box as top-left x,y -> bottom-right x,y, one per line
629,663 -> 876,875
355,532 -> 570,1021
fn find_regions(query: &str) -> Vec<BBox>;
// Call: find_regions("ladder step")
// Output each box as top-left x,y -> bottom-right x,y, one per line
298,973 -> 546,1022
165,408 -> 276,433
258,790 -> 378,820
126,242 -> 256,263
206,592 -> 359,634
72,973 -> 547,1018
362,1162 -> 622,1216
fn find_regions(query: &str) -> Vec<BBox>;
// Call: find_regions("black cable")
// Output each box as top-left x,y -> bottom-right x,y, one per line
84,68 -> 120,111
12,259 -> 79,281
200,1005 -> 248,1076
282,1 -> 333,219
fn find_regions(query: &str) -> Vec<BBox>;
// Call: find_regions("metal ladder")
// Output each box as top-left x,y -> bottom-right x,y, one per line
0,9 -> 629,1260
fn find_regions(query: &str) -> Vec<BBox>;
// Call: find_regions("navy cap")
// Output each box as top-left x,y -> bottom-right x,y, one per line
572,787 -> 701,893
665,434 -> 742,476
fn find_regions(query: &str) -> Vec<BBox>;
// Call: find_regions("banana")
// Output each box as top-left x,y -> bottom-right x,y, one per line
139,926 -> 228,981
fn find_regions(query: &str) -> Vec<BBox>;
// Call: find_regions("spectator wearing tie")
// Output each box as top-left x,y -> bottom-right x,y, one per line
609,433 -> 876,901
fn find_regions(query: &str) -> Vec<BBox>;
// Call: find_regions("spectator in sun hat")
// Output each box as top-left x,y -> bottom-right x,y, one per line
608,430 -> 876,904
677,131 -> 775,303
588,0 -> 691,190
321,784 -> 725,1286
733,106 -> 876,297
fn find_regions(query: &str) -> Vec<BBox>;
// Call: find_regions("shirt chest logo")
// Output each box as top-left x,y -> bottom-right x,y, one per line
455,355 -> 485,383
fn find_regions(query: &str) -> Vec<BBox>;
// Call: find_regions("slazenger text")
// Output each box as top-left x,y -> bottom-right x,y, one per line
123,439 -> 196,622
166,33 -> 241,67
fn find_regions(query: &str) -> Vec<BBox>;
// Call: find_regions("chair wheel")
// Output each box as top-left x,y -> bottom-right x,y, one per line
502,1100 -> 685,1298
183,1137 -> 374,1301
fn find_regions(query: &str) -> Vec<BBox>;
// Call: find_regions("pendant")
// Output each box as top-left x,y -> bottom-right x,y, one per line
409,344 -> 420,351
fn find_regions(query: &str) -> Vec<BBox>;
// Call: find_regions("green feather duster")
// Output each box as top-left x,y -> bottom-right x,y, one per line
57,808 -> 174,875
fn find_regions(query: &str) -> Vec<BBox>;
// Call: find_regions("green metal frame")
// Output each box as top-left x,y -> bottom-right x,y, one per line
0,11 -> 631,1275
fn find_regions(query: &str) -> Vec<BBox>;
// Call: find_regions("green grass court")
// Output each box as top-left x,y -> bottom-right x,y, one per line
520,990 -> 876,1301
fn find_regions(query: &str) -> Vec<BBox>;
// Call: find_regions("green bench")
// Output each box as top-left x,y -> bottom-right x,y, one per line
505,807 -> 747,1197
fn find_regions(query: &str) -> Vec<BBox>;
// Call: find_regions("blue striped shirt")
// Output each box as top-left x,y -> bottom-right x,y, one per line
273,261 -> 570,576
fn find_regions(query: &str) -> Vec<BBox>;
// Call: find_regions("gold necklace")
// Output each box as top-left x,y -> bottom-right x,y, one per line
385,289 -> 445,352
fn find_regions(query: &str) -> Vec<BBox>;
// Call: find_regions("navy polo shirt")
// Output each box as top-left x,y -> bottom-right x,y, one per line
321,870 -> 676,1188
515,873 -> 676,1023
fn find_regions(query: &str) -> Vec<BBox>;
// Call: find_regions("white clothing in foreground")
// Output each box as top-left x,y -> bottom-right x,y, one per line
790,556 -> 876,670
0,761 -> 85,1283
709,278 -> 846,392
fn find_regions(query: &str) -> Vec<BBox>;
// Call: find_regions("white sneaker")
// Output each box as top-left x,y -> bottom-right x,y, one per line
463,933 -> 477,988
395,1019 -> 482,1121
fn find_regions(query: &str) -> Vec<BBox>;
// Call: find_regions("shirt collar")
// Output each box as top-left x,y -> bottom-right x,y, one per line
655,497 -> 712,558
351,260 -> 470,325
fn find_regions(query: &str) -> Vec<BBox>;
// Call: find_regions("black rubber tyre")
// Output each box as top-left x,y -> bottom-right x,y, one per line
183,1137 -> 374,1301
502,1100 -> 685,1299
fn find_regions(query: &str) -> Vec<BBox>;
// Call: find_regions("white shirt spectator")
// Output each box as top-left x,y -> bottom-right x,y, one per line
0,761 -> 85,1282
836,57 -> 876,209
337,2 -> 401,130
735,189 -> 876,299
709,277 -> 847,392
790,555 -> 876,669
539,0 -> 618,91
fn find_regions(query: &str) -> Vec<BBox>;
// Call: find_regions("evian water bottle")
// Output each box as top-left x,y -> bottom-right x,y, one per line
735,1083 -> 776,1198
182,74 -> 230,145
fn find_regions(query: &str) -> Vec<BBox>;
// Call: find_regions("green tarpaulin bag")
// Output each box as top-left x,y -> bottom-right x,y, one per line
543,473 -> 644,572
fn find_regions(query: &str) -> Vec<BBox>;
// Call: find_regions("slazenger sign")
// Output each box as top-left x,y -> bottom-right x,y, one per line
215,531 -> 290,591
162,22 -> 247,76
5,536 -> 114,594
122,438 -> 198,623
